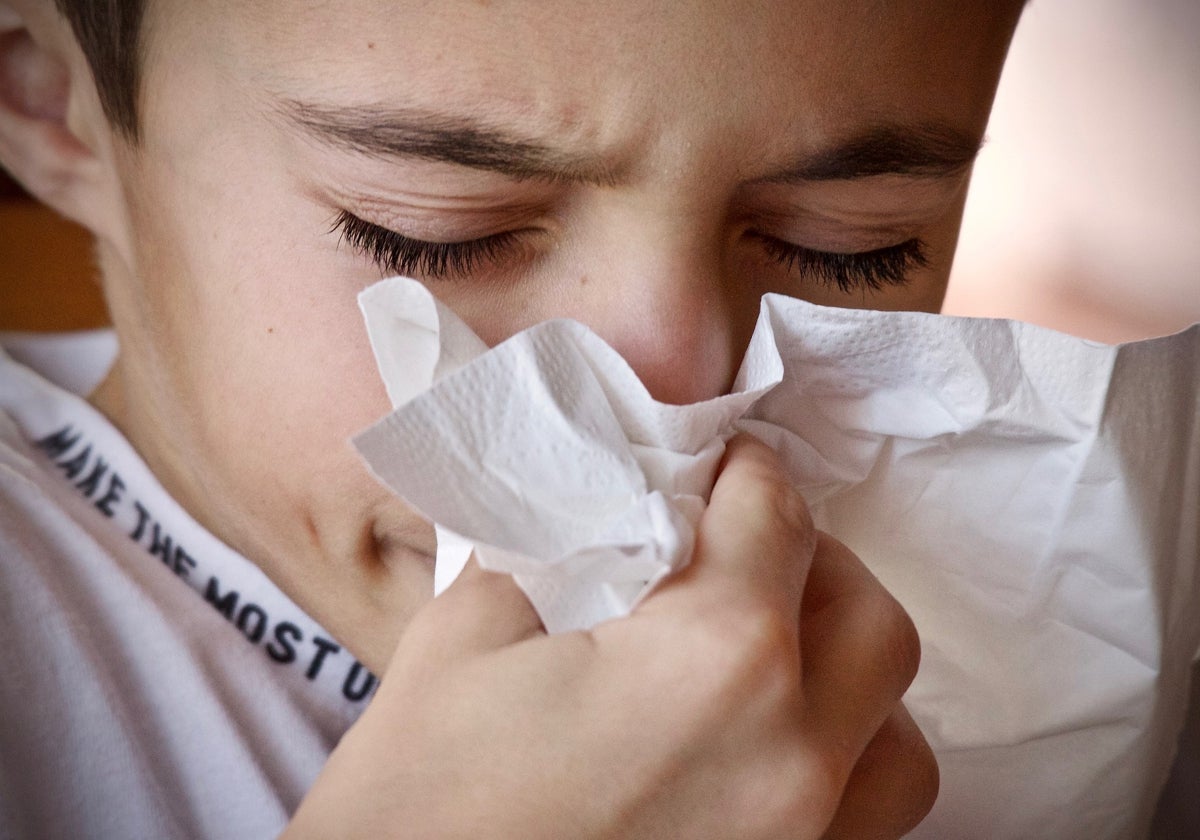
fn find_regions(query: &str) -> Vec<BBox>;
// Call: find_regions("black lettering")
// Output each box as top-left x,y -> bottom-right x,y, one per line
130,501 -> 152,542
342,662 -> 377,702
57,444 -> 92,480
73,457 -> 109,498
35,426 -> 81,459
307,636 -> 341,680
94,473 -> 125,517
235,603 -> 268,644
267,622 -> 302,664
204,576 -> 239,620
172,546 -> 196,579
148,522 -> 174,567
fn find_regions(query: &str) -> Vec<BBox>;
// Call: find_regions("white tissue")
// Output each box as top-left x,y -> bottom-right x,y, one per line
353,276 -> 1200,840
355,278 -> 780,632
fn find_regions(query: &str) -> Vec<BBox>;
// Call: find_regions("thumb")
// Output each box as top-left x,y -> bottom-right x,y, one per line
411,556 -> 546,660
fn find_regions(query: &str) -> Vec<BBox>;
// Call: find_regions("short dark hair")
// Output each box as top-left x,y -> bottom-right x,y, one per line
54,0 -> 146,140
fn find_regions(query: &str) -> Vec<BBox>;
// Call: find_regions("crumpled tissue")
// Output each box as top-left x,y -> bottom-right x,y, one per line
353,276 -> 1199,840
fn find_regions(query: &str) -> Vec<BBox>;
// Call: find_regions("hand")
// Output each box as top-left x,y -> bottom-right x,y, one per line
284,435 -> 937,839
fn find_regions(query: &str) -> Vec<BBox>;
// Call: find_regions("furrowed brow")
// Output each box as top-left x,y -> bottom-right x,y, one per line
764,123 -> 985,183
279,99 -> 618,185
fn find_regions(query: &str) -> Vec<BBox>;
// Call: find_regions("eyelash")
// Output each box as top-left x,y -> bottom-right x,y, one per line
333,210 -> 521,278
333,209 -> 927,293
754,234 -> 928,294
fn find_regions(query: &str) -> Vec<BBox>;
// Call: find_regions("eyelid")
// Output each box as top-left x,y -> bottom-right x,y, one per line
745,177 -> 967,230
339,202 -> 539,242
742,210 -> 924,255
329,182 -> 558,239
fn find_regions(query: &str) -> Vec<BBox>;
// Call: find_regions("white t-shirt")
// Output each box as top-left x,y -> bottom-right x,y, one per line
0,332 -> 373,840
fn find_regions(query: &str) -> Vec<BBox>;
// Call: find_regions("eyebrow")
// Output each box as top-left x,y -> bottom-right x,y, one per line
761,123 -> 984,183
281,100 -> 620,185
280,99 -> 982,185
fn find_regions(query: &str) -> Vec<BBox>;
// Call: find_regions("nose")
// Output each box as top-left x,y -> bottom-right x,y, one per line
549,220 -> 753,406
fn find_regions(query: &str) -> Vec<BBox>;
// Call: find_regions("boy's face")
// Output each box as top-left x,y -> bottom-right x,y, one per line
88,0 -> 1022,667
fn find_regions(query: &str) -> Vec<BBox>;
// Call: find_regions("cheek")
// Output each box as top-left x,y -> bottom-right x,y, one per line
192,262 -> 390,505
124,158 -> 396,529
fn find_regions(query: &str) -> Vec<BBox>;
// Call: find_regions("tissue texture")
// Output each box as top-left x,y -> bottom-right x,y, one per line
354,276 -> 1200,840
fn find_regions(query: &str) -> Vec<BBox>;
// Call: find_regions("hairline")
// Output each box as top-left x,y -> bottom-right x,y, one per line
54,0 -> 147,141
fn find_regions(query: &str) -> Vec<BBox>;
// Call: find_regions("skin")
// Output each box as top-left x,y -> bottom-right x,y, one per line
0,1 -> 1023,836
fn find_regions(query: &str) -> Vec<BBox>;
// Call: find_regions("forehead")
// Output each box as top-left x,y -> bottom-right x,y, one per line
140,1 -> 1020,155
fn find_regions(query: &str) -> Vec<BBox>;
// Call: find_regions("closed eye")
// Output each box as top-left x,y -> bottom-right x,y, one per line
333,209 -> 928,293
751,233 -> 928,293
332,210 -> 522,278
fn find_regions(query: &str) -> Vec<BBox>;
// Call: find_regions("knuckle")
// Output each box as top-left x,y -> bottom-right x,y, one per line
897,727 -> 941,833
875,596 -> 922,688
847,578 -> 922,691
760,475 -> 816,546
912,757 -> 941,831
839,708 -> 939,838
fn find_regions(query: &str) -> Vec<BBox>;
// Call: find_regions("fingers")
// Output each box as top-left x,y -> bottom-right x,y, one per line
649,434 -> 816,627
822,704 -> 940,840
801,532 -> 923,759
402,557 -> 545,662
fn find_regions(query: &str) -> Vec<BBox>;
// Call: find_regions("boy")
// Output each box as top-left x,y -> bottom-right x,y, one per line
1,1 -> 1058,837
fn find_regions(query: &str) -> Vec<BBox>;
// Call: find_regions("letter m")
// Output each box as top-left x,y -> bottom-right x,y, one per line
204,576 -> 239,621
35,426 -> 81,459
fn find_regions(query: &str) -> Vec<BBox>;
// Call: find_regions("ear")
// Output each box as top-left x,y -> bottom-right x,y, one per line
0,1 -> 123,241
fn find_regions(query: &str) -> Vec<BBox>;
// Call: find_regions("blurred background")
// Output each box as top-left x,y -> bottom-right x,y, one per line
0,166 -> 104,331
